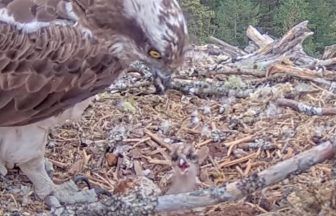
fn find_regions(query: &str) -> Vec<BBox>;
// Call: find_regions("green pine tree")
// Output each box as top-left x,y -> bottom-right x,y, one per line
274,0 -> 309,35
179,0 -> 214,42
178,0 -> 336,53
252,0 -> 279,34
213,0 -> 259,47
306,0 -> 336,55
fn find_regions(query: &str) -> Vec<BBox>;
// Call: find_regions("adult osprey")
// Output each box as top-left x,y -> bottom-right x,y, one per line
0,0 -> 188,207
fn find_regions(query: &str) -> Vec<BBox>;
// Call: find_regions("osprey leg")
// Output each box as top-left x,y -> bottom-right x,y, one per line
19,156 -> 55,199
0,159 -> 7,176
0,110 -> 99,207
20,155 -> 98,207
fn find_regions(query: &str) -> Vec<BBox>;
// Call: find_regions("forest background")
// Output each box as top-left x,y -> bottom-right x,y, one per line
180,0 -> 336,56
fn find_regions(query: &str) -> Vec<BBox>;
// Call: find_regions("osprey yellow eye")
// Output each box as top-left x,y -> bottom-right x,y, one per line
148,49 -> 161,59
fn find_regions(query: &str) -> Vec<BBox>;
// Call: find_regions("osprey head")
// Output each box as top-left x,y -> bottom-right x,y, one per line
88,0 -> 188,93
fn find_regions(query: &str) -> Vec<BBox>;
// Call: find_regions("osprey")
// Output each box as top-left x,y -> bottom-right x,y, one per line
0,0 -> 187,207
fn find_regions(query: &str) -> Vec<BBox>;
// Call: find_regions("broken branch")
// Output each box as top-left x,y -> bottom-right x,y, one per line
208,36 -> 247,58
52,140 -> 336,215
156,140 -> 336,212
276,98 -> 336,116
246,25 -> 274,48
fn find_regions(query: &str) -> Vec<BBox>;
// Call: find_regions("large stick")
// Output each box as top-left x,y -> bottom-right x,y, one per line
208,36 -> 247,57
276,98 -> 336,116
246,25 -> 274,48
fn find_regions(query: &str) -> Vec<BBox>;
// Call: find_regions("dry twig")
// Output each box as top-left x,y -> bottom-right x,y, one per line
277,98 -> 336,116
144,129 -> 172,151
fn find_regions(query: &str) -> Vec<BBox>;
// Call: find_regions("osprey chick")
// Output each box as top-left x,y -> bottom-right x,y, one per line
0,0 -> 187,207
166,144 -> 209,195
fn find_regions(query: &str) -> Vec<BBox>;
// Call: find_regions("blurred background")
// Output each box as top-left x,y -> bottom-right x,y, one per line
179,0 -> 336,56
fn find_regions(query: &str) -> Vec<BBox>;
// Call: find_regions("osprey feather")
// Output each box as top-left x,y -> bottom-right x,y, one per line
0,0 -> 187,207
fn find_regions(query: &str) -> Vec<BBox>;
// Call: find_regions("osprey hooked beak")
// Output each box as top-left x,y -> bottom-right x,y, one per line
151,66 -> 172,94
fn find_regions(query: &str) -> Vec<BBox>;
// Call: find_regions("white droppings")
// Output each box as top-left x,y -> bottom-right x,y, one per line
190,110 -> 200,126
202,106 -> 211,115
160,120 -> 172,135
201,125 -> 211,138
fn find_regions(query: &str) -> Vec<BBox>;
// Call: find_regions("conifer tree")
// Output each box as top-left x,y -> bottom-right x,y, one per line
274,0 -> 309,35
179,0 -> 214,42
214,0 -> 259,46
306,0 -> 336,54
178,0 -> 336,55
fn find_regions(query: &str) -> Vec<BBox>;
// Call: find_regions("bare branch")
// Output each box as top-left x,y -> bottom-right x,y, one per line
208,36 -> 247,58
318,57 -> 336,69
52,141 -> 336,215
323,44 -> 336,60
268,64 -> 336,89
276,98 -> 336,116
157,140 -> 336,212
273,21 -> 313,55
246,25 -> 274,48
215,21 -> 316,76
210,65 -> 266,77
170,78 -> 253,97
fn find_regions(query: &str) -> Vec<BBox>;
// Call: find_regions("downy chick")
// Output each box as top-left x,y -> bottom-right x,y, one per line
166,144 -> 208,194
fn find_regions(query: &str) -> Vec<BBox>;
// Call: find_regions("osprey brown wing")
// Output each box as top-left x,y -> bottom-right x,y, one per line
0,23 -> 122,126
